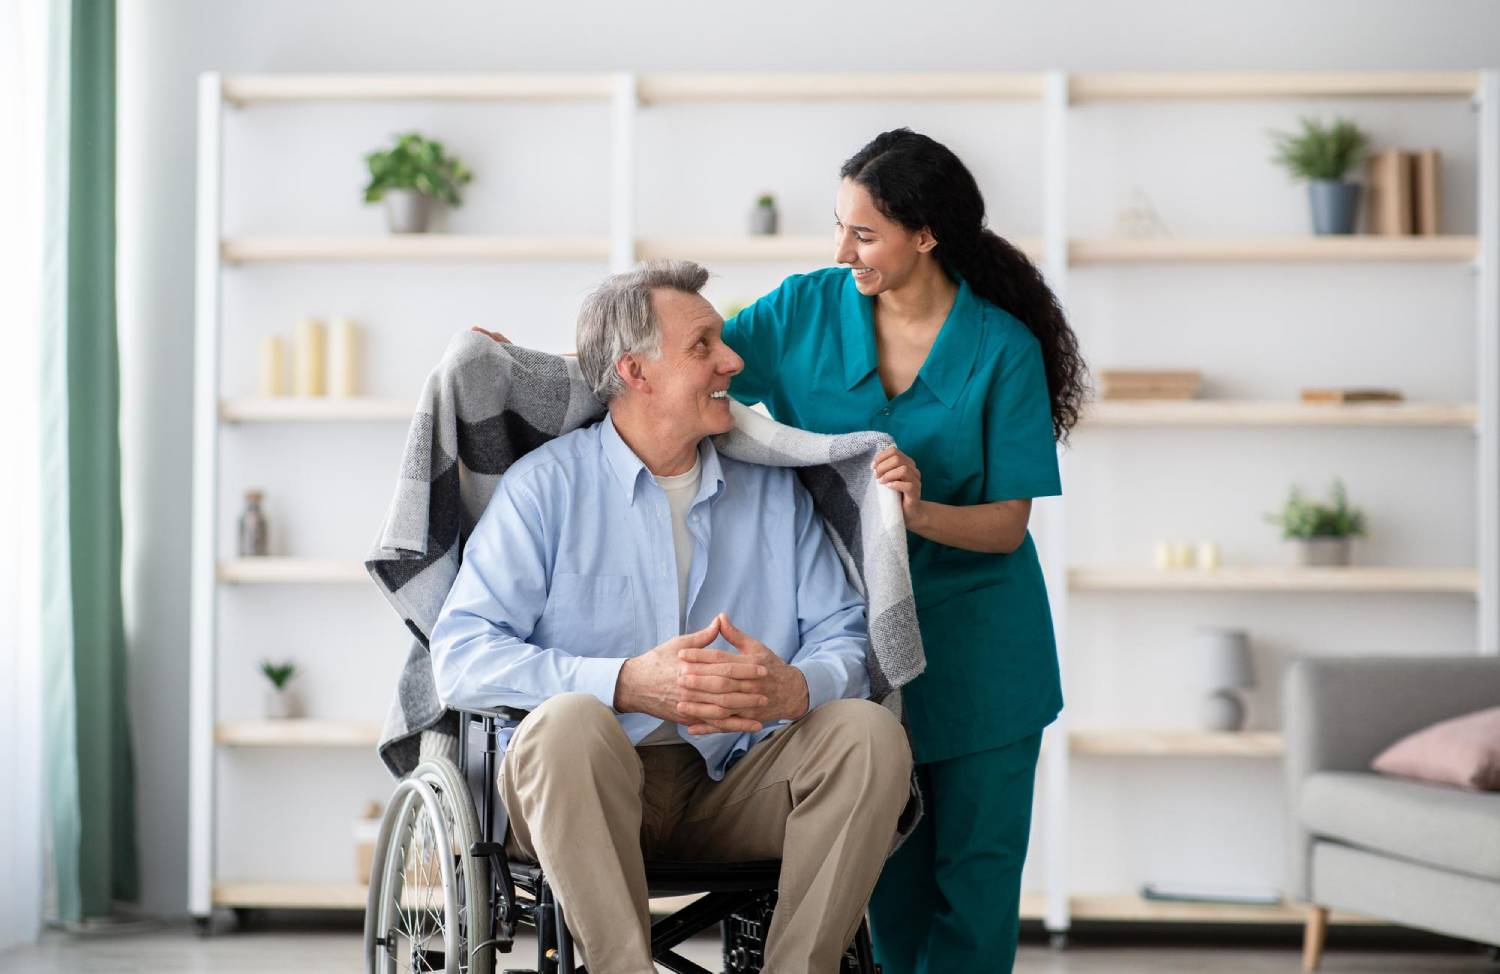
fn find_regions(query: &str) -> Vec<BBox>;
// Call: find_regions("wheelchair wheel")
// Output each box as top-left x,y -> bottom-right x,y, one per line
365,758 -> 493,974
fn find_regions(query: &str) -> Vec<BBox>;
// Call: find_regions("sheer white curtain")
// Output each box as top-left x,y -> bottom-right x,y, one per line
0,0 -> 52,952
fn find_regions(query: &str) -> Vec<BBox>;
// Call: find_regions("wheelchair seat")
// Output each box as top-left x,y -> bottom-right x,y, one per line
509,858 -> 781,897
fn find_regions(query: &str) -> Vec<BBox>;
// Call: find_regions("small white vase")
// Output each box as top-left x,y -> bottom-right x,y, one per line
265,688 -> 301,719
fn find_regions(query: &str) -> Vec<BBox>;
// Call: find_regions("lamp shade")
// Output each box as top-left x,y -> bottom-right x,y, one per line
1194,627 -> 1255,691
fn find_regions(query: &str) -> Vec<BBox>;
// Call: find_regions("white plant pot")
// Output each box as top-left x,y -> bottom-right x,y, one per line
1293,537 -> 1351,567
264,688 -> 301,719
383,189 -> 433,234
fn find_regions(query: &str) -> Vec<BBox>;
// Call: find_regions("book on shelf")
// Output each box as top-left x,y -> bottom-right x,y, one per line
1299,387 -> 1405,404
1367,147 -> 1413,236
1412,148 -> 1441,237
1141,881 -> 1282,906
1098,369 -> 1201,401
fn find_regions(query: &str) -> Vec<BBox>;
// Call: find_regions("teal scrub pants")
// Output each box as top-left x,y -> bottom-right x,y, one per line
867,732 -> 1043,973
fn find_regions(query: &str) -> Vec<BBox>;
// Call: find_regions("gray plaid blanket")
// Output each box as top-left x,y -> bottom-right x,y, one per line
367,332 -> 926,780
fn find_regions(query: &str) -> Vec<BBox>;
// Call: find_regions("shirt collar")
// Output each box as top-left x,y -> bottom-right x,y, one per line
839,269 -> 982,410
599,411 -> 726,505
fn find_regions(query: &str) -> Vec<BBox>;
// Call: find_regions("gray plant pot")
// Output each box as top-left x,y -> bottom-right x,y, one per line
1293,537 -> 1352,567
1308,179 -> 1360,235
749,203 -> 779,236
383,189 -> 433,234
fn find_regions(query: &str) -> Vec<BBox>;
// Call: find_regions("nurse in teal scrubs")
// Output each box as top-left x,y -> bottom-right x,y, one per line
721,129 -> 1089,972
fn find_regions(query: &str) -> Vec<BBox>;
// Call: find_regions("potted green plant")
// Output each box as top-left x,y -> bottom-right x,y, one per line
260,660 -> 301,719
1265,479 -> 1367,566
363,132 -> 473,234
1269,117 -> 1370,235
749,192 -> 779,236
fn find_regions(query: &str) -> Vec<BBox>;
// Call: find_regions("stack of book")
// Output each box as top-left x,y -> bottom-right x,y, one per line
1366,148 -> 1442,236
1098,369 -> 1202,401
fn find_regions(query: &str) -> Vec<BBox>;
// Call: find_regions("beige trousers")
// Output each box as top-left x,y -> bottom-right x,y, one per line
498,693 -> 913,974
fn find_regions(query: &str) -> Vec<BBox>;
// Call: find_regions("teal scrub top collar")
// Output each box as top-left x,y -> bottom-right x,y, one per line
838,269 -> 984,409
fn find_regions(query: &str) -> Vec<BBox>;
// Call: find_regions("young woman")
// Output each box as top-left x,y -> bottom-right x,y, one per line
720,128 -> 1088,972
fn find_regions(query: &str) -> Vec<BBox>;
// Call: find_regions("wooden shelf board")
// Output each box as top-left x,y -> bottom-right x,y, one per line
1070,236 -> 1478,264
221,235 -> 612,264
1070,731 -> 1284,757
1081,400 -> 1478,428
221,73 -> 618,106
218,71 -> 1478,107
1067,894 -> 1380,925
1069,71 -> 1480,102
218,558 -> 368,585
637,72 -> 1047,104
216,719 -> 382,747
214,880 -> 368,909
1068,566 -> 1479,595
636,236 -> 838,263
220,398 -> 412,423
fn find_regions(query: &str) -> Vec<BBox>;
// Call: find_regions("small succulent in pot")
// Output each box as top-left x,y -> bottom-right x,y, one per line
1268,117 -> 1370,235
749,192 -> 779,236
260,659 -> 302,719
363,132 -> 473,233
1265,479 -> 1367,566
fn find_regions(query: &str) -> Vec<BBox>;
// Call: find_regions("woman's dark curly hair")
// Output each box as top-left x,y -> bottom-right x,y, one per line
841,128 -> 1089,443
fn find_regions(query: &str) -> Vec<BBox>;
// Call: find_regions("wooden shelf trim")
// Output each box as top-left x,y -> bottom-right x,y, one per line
221,73 -> 619,105
1070,236 -> 1478,264
218,71 -> 1480,107
1068,566 -> 1479,594
220,398 -> 412,423
221,235 -> 612,264
217,558 -> 369,585
1069,730 -> 1284,757
1069,71 -> 1480,102
1081,400 -> 1478,428
216,719 -> 382,747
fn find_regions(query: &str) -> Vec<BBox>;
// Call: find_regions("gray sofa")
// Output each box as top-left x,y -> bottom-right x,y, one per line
1284,656 -> 1500,970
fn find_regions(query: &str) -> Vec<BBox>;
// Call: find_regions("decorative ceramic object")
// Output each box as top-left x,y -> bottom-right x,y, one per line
294,317 -> 327,396
1194,627 -> 1254,732
382,189 -> 432,234
238,490 -> 268,557
328,317 -> 360,398
1294,537 -> 1351,567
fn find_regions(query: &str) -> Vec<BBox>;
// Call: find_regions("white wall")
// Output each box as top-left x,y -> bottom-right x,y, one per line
118,0 -> 1500,916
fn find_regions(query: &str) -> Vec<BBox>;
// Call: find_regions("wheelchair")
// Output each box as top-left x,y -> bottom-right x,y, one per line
363,707 -> 882,974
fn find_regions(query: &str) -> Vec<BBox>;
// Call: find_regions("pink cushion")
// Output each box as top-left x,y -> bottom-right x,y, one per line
1371,706 -> 1500,791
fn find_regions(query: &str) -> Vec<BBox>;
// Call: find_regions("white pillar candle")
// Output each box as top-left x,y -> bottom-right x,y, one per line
1153,541 -> 1173,570
1197,541 -> 1222,570
257,336 -> 286,397
294,318 -> 327,397
328,317 -> 359,398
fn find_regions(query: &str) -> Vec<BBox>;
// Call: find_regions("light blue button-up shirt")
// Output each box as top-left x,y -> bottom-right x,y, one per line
429,413 -> 871,779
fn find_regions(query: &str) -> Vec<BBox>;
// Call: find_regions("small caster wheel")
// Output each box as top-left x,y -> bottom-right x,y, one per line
193,915 -> 213,938
1049,931 -> 1069,951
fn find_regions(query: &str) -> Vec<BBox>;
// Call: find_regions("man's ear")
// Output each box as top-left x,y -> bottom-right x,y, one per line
914,227 -> 939,254
616,354 -> 650,394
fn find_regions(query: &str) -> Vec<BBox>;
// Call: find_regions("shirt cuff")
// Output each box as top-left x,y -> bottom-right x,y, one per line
573,656 -> 630,711
792,658 -> 846,715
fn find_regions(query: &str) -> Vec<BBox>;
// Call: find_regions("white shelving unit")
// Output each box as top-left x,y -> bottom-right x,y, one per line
191,70 -> 1500,935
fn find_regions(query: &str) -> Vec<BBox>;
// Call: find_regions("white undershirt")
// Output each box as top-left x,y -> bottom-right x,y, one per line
639,455 -> 702,747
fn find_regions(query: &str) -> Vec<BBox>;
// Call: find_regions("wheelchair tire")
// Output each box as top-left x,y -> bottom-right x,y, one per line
364,762 -> 492,974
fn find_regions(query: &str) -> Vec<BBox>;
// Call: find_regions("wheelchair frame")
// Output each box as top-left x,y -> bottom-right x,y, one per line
449,706 -> 880,974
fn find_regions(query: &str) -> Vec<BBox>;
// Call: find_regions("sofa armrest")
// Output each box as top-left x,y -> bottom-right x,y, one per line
1282,654 -> 1500,900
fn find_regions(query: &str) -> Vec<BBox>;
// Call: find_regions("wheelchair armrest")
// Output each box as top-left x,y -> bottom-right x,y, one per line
456,705 -> 531,724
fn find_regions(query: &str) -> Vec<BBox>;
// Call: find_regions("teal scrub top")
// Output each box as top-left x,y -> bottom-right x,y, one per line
723,266 -> 1063,764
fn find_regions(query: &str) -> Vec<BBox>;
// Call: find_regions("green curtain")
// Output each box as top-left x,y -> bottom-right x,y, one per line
42,0 -> 138,923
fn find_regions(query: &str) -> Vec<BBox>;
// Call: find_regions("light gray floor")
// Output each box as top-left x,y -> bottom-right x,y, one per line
1,922 -> 1496,974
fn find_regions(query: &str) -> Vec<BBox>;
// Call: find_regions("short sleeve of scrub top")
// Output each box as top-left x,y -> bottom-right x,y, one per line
722,266 -> 1064,763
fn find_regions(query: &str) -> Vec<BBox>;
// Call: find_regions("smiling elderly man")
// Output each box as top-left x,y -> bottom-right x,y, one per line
429,259 -> 912,974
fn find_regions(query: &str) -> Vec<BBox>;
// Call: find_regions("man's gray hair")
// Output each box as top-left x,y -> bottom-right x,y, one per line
576,258 -> 711,403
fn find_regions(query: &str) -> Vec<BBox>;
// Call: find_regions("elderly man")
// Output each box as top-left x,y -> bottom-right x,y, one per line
429,259 -> 913,974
